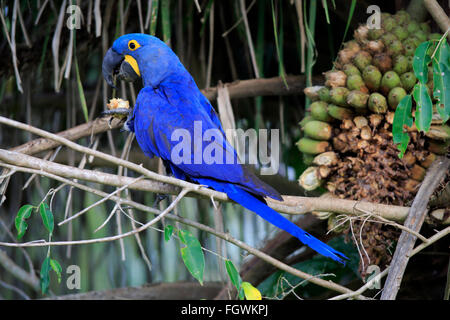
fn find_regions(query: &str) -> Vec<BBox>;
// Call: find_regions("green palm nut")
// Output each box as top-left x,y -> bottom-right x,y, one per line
368,28 -> 384,40
296,138 -> 330,155
299,115 -> 314,128
406,21 -> 420,34
329,87 -> 350,107
402,38 -> 416,47
393,26 -> 408,41
310,101 -> 332,122
362,65 -> 382,91
381,12 -> 391,20
407,56 -> 414,71
393,55 -> 409,74
381,33 -> 397,46
346,90 -> 369,109
394,10 -> 410,24
400,72 -> 417,91
381,71 -> 401,95
428,33 -> 441,41
403,41 -> 416,56
368,93 -> 388,114
387,39 -> 404,57
388,87 -> 407,109
342,64 -> 361,77
353,51 -> 372,71
414,30 -> 427,42
382,17 -> 396,32
318,87 -> 331,102
328,104 -> 354,120
410,37 -> 422,47
304,120 -> 333,140
347,74 -> 368,92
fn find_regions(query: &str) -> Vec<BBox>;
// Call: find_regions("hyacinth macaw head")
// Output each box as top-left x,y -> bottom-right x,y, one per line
102,33 -> 184,88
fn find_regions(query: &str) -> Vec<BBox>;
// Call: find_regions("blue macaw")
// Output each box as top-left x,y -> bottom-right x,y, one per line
102,34 -> 348,264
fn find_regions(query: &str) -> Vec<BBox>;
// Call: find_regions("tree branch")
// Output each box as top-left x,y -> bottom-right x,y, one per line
0,148 -> 414,220
46,282 -> 223,300
0,249 -> 40,292
201,75 -> 323,101
423,0 -> 450,39
10,117 -> 123,156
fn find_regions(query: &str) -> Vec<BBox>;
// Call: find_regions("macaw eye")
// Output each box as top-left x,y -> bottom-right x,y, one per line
128,40 -> 140,51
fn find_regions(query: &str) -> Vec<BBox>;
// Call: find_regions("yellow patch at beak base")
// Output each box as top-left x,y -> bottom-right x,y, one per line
124,55 -> 141,77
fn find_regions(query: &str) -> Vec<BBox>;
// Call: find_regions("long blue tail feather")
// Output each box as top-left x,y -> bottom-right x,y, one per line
194,178 -> 348,264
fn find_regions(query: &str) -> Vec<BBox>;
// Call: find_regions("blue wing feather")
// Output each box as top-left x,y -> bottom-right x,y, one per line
133,83 -> 281,200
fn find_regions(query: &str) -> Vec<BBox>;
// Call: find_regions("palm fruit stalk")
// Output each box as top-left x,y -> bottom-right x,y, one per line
297,10 -> 449,277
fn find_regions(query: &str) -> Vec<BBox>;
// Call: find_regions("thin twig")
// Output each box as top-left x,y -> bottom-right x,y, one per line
221,0 -> 256,37
58,176 -> 145,226
238,0 -> 260,78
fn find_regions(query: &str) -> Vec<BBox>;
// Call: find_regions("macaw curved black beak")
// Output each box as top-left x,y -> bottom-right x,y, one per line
102,48 -> 123,88
102,48 -> 140,88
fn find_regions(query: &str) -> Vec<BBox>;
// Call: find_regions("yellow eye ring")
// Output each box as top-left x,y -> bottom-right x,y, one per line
128,40 -> 141,51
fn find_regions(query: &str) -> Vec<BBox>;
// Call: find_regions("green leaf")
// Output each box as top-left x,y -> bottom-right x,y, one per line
179,230 -> 205,285
434,38 -> 449,65
40,256 -> 51,294
413,83 -> 433,132
433,61 -> 450,123
50,259 -> 62,283
15,205 -> 34,239
413,41 -> 432,83
225,260 -> 244,300
241,282 -> 262,300
199,0 -> 214,37
393,95 -> 413,158
321,0 -> 331,24
164,224 -> 174,242
39,203 -> 54,234
341,0 -> 356,43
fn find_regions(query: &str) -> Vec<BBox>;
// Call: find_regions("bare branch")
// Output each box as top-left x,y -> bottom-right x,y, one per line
0,250 -> 40,292
423,0 -> 450,39
0,148 -> 415,220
